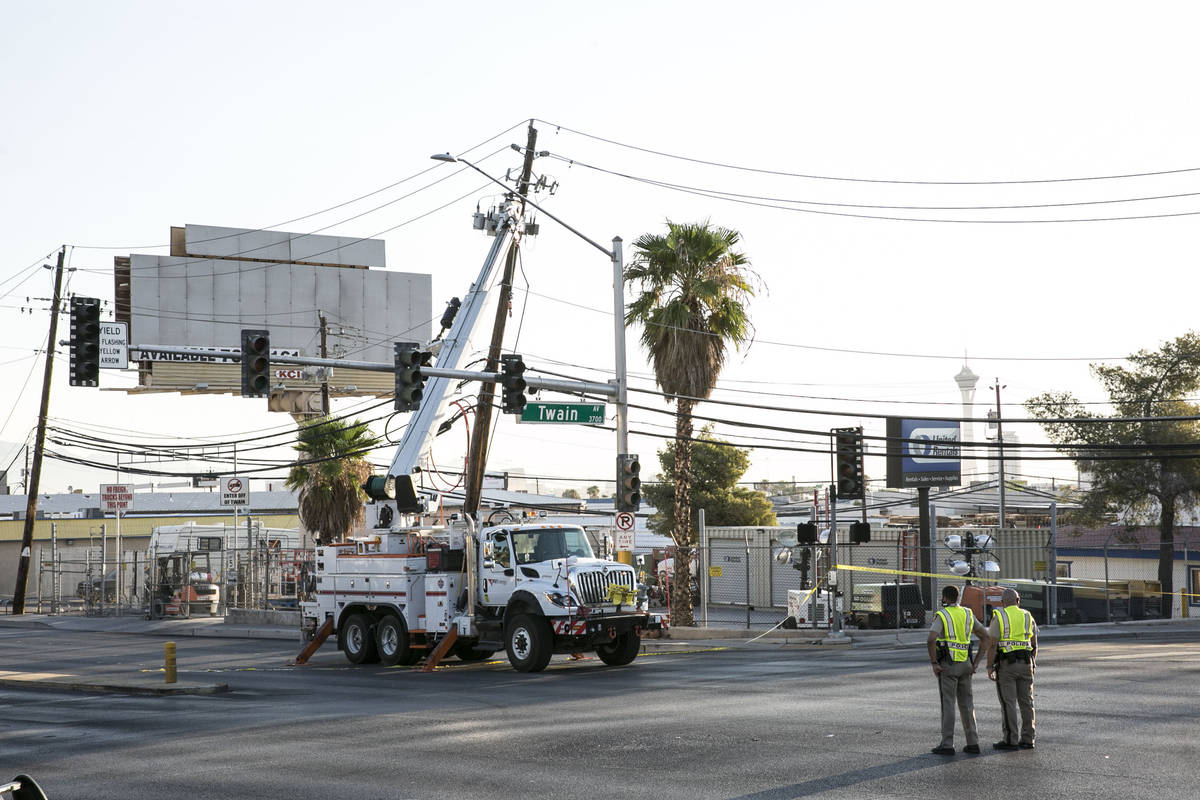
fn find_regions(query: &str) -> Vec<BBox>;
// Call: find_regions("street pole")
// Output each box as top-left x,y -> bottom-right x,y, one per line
13,248 -> 65,614
993,379 -> 1006,529
462,122 -> 538,517
829,484 -> 843,635
319,312 -> 330,415
612,237 -> 627,455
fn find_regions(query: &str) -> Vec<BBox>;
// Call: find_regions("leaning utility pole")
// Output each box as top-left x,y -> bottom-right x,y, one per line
319,312 -> 330,414
462,121 -> 539,517
13,248 -> 66,614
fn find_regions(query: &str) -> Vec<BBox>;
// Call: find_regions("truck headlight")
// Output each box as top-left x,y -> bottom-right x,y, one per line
545,592 -> 573,607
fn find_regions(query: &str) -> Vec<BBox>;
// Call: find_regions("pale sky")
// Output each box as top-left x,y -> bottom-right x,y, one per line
3,1 -> 1198,499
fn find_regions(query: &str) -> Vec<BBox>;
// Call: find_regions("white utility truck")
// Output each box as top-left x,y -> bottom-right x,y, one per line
301,520 -> 656,671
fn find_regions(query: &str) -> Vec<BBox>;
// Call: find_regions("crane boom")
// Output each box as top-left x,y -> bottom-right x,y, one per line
387,206 -> 518,482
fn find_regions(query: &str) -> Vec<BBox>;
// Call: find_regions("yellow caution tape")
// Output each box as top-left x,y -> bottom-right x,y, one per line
835,563 -> 1200,599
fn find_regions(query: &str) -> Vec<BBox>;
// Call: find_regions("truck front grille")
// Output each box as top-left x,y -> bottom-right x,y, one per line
574,568 -> 635,605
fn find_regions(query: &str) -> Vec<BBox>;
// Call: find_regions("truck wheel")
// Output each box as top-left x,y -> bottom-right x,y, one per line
596,631 -> 640,666
452,642 -> 496,662
342,614 -> 378,664
505,614 -> 552,673
376,614 -> 411,667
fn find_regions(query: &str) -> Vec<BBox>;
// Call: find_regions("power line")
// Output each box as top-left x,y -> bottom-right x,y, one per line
545,151 -> 1200,212
537,118 -> 1200,186
67,120 -> 530,252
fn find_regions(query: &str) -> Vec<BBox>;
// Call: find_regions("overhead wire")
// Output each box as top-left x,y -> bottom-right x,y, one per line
536,118 -> 1200,186
68,120 -> 530,252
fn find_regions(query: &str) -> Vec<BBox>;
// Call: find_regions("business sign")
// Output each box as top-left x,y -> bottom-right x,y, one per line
99,484 -> 133,512
130,346 -> 300,364
220,475 -> 249,508
99,322 -> 128,369
885,417 -> 961,488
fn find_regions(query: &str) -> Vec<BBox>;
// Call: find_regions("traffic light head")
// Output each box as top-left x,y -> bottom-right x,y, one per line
849,521 -> 872,544
616,453 -> 641,512
834,427 -> 864,500
69,297 -> 101,387
796,521 -> 819,545
394,342 -> 428,412
500,354 -> 527,414
240,329 -> 270,397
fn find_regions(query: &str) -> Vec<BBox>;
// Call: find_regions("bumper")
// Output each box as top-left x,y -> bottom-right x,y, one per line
549,612 -> 653,648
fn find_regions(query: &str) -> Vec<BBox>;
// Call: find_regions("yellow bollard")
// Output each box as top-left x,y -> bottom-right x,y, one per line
164,641 -> 177,684
1182,589 -> 1188,619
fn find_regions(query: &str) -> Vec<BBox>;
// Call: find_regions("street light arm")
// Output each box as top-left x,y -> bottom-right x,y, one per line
431,153 -> 614,259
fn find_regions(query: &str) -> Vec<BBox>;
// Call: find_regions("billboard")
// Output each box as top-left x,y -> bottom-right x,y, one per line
885,417 -> 961,488
113,224 -> 432,397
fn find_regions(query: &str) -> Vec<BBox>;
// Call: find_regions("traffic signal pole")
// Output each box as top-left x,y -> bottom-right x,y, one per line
12,248 -> 65,614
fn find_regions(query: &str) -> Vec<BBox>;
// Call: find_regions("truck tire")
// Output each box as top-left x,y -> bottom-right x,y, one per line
505,614 -> 552,673
342,613 -> 378,665
596,631 -> 640,666
375,614 -> 412,667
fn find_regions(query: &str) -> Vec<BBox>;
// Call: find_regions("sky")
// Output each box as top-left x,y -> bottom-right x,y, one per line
3,1 -> 1199,501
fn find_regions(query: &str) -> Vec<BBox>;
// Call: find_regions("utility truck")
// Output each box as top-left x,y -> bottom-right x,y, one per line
298,186 -> 660,672
301,520 -> 655,671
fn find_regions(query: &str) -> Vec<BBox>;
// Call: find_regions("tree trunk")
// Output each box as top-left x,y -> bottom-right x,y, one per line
1158,496 -> 1175,618
671,397 -> 695,626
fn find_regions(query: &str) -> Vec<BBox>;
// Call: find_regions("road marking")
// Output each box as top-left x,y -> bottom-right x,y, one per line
0,670 -> 75,681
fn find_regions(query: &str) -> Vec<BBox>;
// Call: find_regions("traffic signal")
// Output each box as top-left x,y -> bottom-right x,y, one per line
616,453 -> 640,512
240,329 -> 270,397
500,354 -> 527,414
394,342 -> 427,412
849,521 -> 872,544
834,427 -> 864,500
794,547 -> 812,588
69,297 -> 101,387
796,521 -> 818,545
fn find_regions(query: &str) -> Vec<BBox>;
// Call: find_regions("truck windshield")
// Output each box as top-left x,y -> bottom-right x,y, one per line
511,528 -> 594,564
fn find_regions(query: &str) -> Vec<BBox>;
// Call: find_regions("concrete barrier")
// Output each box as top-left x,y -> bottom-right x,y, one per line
225,608 -> 302,628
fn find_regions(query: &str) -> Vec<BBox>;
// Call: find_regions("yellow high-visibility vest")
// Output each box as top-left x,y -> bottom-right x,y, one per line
936,605 -> 972,662
996,606 -> 1034,652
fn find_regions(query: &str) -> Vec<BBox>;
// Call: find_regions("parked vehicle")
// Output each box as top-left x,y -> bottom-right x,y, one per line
301,522 -> 662,672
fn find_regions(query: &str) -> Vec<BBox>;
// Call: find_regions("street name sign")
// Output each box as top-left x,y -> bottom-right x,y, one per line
518,402 -> 606,424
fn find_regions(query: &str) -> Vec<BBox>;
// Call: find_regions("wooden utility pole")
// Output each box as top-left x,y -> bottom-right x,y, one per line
13,248 -> 65,614
319,312 -> 330,414
462,122 -> 538,517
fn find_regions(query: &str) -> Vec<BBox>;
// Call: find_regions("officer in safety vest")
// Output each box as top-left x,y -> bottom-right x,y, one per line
926,584 -> 989,755
986,587 -> 1039,750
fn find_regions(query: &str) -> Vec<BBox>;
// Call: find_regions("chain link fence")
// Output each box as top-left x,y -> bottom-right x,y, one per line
688,523 -> 1189,629
26,526 -> 313,617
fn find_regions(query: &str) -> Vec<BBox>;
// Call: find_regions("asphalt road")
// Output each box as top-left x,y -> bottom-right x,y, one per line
1,628 -> 1197,799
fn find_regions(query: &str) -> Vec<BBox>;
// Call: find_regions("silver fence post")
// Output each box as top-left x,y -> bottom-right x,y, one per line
699,508 -> 708,628
1049,502 -> 1058,625
1104,530 -> 1115,622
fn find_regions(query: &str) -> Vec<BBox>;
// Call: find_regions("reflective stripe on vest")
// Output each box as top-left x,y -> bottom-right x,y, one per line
936,605 -> 971,662
996,606 -> 1033,652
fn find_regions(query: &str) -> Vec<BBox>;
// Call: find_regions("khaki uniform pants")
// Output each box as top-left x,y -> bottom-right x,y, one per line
937,659 -> 978,749
995,658 -> 1035,746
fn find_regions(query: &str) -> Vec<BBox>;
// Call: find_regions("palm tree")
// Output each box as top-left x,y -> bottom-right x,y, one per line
625,220 -> 755,625
286,416 -> 379,545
